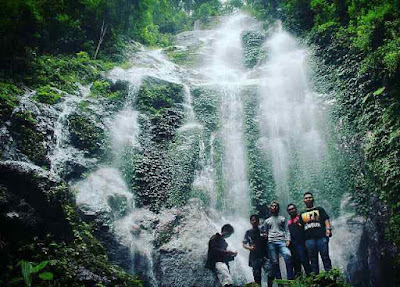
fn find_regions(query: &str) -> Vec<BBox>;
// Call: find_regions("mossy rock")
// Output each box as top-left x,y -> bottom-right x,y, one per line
242,30 -> 267,68
191,87 -> 220,131
165,46 -> 201,66
0,161 -> 142,286
136,76 -> 184,114
68,113 -> 106,156
90,79 -> 130,108
0,82 -> 21,121
149,109 -> 184,142
33,85 -> 62,104
9,110 -> 47,166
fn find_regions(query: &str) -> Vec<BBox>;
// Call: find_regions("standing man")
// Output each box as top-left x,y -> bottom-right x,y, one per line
287,203 -> 312,277
243,214 -> 274,287
263,201 -> 294,280
205,224 -> 238,287
299,192 -> 332,274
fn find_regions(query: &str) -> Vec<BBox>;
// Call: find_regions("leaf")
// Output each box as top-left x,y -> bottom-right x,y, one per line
31,260 -> 49,273
20,260 -> 32,287
39,272 -> 54,280
373,87 -> 385,96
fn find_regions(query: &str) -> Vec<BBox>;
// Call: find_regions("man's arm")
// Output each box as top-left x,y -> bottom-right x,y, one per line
210,239 -> 237,257
284,218 -> 291,246
242,231 -> 255,251
325,219 -> 332,237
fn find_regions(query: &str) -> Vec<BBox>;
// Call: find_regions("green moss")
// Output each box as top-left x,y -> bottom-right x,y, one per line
0,82 -> 21,121
191,87 -> 220,131
24,52 -> 113,94
242,30 -> 267,68
241,86 -> 275,217
91,80 -> 111,97
136,77 -> 184,114
4,203 -> 142,286
33,85 -> 62,104
165,46 -> 201,66
68,113 -> 106,155
9,111 -> 47,165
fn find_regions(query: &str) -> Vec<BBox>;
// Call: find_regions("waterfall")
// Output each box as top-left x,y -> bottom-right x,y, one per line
258,25 -> 325,208
63,11 -> 361,287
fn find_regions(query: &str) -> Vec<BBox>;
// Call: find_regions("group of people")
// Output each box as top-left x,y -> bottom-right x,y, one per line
205,192 -> 333,287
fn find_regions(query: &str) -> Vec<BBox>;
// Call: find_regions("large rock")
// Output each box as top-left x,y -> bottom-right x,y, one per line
7,96 -> 57,167
153,199 -> 218,287
0,161 -> 73,245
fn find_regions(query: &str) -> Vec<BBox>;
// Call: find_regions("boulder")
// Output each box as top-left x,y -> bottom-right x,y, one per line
153,199 -> 218,287
0,161 -> 73,246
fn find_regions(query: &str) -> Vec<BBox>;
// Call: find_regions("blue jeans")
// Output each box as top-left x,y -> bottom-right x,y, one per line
268,241 -> 294,280
305,237 -> 332,274
293,242 -> 312,276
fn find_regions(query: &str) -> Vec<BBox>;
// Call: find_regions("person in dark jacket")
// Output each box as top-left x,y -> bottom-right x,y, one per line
287,203 -> 312,277
243,214 -> 274,287
205,224 -> 237,286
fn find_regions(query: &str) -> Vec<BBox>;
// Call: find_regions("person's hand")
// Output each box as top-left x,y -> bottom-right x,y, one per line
286,240 -> 290,247
229,251 -> 238,257
326,229 -> 332,237
249,245 -> 256,251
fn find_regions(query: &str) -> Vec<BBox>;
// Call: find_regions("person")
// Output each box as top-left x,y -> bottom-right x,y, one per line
287,203 -> 312,277
262,201 -> 294,280
299,192 -> 332,274
205,224 -> 238,287
243,214 -> 274,287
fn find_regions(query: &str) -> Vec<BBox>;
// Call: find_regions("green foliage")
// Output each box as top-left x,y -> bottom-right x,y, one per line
136,77 -> 184,115
0,0 -> 224,71
18,260 -> 54,287
241,86 -> 275,217
33,85 -> 61,104
9,110 -> 47,165
275,268 -> 351,287
242,30 -> 267,68
0,81 -> 21,121
68,113 -> 106,155
192,87 -> 220,131
24,52 -> 112,93
5,203 -> 143,286
165,45 -> 202,66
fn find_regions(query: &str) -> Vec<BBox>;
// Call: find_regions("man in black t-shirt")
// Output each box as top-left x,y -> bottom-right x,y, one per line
299,192 -> 332,274
205,224 -> 237,286
243,214 -> 274,287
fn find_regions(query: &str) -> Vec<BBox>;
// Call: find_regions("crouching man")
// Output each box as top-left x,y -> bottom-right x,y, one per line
205,224 -> 237,287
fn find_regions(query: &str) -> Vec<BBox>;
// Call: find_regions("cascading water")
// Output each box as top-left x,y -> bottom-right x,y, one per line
257,23 -> 361,276
49,85 -> 96,176
258,25 -> 326,208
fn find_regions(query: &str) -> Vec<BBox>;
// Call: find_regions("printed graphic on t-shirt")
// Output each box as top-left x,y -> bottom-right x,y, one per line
301,210 -> 321,231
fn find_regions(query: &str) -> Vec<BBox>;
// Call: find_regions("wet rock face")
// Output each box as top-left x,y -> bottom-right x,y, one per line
362,199 -> 396,287
0,161 -> 73,245
152,200 -> 218,287
4,96 -> 57,167
78,199 -> 218,287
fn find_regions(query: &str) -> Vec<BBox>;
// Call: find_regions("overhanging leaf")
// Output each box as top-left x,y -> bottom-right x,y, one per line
39,272 -> 54,280
31,260 -> 49,273
373,87 -> 385,96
